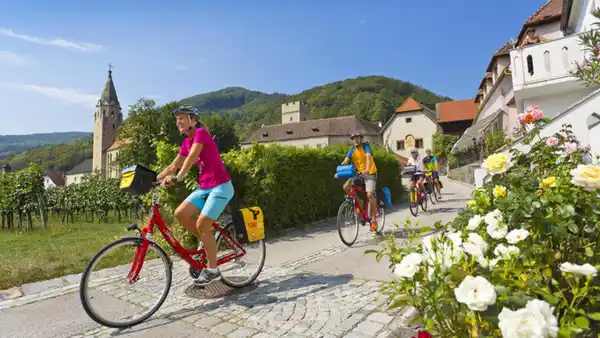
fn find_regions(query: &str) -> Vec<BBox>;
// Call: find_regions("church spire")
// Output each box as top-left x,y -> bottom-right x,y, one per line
98,63 -> 120,108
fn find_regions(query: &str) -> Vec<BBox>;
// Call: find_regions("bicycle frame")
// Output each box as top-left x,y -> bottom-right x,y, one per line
348,182 -> 372,223
126,188 -> 246,284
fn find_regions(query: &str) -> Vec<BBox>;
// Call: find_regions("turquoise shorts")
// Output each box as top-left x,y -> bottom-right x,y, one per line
184,181 -> 234,221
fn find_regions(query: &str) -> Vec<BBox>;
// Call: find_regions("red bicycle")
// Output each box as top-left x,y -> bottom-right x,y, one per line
79,165 -> 266,329
336,174 -> 386,246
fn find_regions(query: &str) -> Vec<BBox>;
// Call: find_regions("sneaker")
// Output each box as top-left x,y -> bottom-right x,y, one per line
193,268 -> 221,287
370,222 -> 378,232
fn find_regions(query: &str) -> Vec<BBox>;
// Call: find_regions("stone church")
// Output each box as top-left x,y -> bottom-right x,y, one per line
65,66 -> 125,185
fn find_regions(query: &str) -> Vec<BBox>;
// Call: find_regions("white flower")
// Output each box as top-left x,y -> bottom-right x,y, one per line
393,253 -> 425,279
526,299 -> 559,338
506,229 -> 530,244
484,209 -> 503,224
454,275 -> 497,311
570,164 -> 600,192
446,231 -> 463,248
494,244 -> 520,259
467,232 -> 488,249
498,307 -> 546,338
487,221 -> 508,239
489,258 -> 499,268
467,215 -> 483,230
422,235 -> 461,270
559,262 -> 598,277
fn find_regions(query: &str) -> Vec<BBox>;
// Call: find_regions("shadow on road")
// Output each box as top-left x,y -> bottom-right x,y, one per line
106,273 -> 353,336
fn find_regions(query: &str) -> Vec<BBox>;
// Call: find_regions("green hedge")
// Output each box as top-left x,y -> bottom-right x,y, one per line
155,141 -> 404,236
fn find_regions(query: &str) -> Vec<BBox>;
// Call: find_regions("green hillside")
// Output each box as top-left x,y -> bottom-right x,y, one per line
180,86 -> 287,113
182,76 -> 453,138
0,132 -> 90,158
2,75 -> 452,172
0,136 -> 92,172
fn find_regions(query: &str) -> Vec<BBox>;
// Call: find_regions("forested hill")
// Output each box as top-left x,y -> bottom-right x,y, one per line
2,75 -> 452,172
179,76 -> 453,137
0,131 -> 90,158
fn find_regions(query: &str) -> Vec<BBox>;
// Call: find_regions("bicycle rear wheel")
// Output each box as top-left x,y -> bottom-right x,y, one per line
429,188 -> 437,205
79,237 -> 172,329
216,223 -> 266,288
420,193 -> 428,212
337,200 -> 359,246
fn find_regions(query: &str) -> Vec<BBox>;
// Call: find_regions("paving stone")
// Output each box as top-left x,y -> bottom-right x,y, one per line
194,315 -> 223,328
354,320 -> 385,335
228,327 -> 258,338
210,321 -> 239,335
367,312 -> 394,324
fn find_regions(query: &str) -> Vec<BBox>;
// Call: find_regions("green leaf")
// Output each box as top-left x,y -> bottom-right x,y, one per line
560,204 -> 576,217
388,294 -> 412,309
586,247 -> 594,257
364,249 -> 379,255
587,312 -> 600,321
575,316 -> 590,329
568,223 -> 579,234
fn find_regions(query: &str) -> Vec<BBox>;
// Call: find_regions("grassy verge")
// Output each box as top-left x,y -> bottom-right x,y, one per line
0,222 -> 131,290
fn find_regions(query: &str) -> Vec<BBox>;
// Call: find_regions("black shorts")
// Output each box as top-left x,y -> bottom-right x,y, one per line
410,173 -> 425,182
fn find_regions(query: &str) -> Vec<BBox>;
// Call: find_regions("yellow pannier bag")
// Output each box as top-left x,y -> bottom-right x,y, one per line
233,207 -> 265,244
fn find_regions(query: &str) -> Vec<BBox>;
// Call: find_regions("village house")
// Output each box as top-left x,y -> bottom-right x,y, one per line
381,97 -> 440,159
43,172 -> 66,189
452,41 -> 518,155
509,0 -> 600,155
435,99 -> 478,137
242,101 -> 382,149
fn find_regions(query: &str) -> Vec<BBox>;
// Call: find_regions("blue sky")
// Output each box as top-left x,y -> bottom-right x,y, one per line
0,0 -> 544,135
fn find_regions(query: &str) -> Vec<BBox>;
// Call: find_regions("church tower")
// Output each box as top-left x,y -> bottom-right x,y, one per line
92,65 -> 123,179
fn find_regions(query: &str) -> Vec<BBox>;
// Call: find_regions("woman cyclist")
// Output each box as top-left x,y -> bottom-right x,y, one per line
157,105 -> 234,287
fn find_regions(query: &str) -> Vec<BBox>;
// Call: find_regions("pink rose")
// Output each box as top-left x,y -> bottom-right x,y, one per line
532,109 -> 543,120
563,142 -> 577,154
525,105 -> 539,113
546,137 -> 559,146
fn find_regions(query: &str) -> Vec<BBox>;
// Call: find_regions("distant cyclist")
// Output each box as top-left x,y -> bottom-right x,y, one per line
423,149 -> 442,198
340,131 -> 378,231
407,148 -> 426,195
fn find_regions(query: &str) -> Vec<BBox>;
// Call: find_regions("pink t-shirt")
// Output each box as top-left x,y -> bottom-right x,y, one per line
178,127 -> 231,189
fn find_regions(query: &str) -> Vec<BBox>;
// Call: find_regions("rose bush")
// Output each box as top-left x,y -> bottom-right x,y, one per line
371,108 -> 600,337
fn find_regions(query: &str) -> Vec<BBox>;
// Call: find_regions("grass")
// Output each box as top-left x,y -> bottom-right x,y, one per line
0,221 -> 133,290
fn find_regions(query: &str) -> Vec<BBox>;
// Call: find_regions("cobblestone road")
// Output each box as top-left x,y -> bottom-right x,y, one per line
0,180 -> 473,338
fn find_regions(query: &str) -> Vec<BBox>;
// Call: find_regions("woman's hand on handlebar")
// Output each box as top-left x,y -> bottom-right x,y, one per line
159,175 -> 177,188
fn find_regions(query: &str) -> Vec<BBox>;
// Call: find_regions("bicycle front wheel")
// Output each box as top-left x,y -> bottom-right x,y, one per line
337,200 -> 359,246
216,223 -> 266,288
409,188 -> 419,217
79,237 -> 172,329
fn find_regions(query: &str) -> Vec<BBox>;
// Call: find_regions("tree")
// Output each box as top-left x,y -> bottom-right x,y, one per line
483,130 -> 509,157
572,7 -> 600,86
201,115 -> 240,153
432,132 -> 458,158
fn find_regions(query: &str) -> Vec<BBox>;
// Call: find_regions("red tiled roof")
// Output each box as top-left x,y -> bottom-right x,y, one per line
525,0 -> 563,25
437,99 -> 478,123
396,154 -> 409,166
517,0 -> 564,42
107,139 -> 130,151
395,97 -> 423,113
45,171 -> 66,186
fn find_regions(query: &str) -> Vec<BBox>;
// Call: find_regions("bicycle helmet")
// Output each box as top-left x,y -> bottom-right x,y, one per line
173,105 -> 199,117
350,131 -> 363,139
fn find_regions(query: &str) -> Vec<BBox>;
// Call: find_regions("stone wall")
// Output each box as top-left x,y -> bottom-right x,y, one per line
448,163 -> 478,186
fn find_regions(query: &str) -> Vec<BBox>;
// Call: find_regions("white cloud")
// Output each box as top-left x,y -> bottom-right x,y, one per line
0,28 -> 104,53
174,64 -> 189,71
0,50 -> 30,66
7,83 -> 98,107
